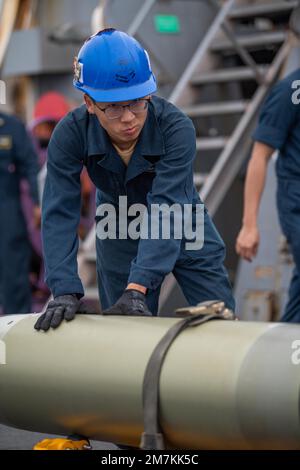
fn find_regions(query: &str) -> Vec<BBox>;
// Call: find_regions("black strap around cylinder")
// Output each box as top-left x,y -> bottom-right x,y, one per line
140,306 -> 233,450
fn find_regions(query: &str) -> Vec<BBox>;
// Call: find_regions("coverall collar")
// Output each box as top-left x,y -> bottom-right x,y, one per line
87,101 -> 165,179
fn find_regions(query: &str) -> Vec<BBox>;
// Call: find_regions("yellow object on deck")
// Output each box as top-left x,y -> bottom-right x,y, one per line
33,437 -> 91,450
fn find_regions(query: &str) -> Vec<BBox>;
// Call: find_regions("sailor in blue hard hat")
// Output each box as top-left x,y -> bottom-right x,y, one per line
35,29 -> 234,332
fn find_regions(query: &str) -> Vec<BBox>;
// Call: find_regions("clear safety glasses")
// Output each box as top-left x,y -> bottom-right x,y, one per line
94,98 -> 151,120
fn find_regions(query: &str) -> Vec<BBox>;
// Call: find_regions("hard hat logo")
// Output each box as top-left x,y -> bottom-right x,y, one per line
73,29 -> 157,102
73,57 -> 83,84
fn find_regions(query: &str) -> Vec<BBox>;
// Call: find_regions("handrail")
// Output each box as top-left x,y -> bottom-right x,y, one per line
127,0 -> 157,36
169,0 -> 235,104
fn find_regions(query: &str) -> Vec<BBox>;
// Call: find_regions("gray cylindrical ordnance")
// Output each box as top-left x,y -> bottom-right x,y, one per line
0,314 -> 300,449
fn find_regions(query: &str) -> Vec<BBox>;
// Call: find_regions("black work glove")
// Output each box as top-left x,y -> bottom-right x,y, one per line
34,294 -> 82,332
102,289 -> 152,316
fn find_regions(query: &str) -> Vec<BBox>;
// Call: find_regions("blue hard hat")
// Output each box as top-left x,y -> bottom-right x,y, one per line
73,28 -> 157,102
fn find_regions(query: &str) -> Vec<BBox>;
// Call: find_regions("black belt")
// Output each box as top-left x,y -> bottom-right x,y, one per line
140,300 -> 235,450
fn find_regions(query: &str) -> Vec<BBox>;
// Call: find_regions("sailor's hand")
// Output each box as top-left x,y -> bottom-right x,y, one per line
102,289 -> 152,316
34,294 -> 82,331
236,225 -> 260,262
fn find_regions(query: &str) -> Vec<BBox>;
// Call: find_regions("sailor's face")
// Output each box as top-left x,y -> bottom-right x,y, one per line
85,95 -> 149,146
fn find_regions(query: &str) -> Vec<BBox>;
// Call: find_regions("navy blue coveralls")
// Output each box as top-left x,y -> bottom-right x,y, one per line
253,68 -> 300,322
42,96 -> 234,314
0,113 -> 39,314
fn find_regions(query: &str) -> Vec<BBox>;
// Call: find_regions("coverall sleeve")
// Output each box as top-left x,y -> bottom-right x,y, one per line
42,121 -> 84,298
127,116 -> 196,290
252,78 -> 298,150
14,120 -> 40,205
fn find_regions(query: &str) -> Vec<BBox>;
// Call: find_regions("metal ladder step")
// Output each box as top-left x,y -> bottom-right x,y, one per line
211,30 -> 287,52
196,136 -> 229,150
191,65 -> 268,85
229,1 -> 298,19
183,100 -> 248,117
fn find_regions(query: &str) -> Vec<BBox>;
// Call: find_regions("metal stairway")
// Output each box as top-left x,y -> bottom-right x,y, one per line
170,0 -> 295,212
77,0 -> 297,313
159,0 -> 296,313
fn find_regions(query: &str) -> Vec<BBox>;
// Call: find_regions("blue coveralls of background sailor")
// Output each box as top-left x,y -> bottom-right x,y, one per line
42,95 -> 235,314
0,113 -> 39,314
253,68 -> 300,322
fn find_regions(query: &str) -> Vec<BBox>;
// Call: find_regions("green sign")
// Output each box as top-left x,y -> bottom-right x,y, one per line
154,15 -> 180,34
